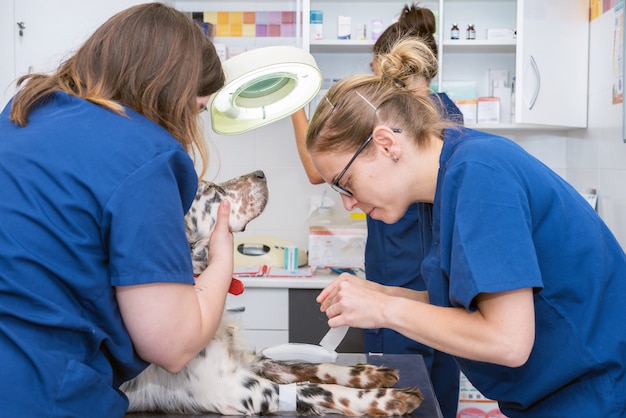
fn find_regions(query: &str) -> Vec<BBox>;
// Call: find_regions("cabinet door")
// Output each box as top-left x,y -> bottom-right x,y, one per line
515,0 -> 589,128
226,288 -> 290,350
3,0 -> 149,107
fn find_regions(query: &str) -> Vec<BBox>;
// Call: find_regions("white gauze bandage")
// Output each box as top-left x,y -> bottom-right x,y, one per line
278,383 -> 297,411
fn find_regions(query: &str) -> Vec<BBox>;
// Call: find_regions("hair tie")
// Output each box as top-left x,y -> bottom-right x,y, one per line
392,78 -> 406,88
381,74 -> 406,89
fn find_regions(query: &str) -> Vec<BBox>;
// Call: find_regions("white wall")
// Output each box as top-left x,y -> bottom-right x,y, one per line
566,7 -> 626,248
0,1 -> 16,107
201,114 -> 349,252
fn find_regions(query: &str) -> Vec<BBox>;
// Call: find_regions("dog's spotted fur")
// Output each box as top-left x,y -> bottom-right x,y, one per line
121,170 -> 423,416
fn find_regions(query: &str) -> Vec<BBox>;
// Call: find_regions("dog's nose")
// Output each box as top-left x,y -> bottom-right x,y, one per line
253,170 -> 265,179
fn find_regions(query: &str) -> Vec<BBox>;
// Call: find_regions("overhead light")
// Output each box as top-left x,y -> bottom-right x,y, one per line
210,46 -> 322,135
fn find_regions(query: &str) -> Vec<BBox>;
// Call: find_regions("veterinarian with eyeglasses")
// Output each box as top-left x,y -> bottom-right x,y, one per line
0,4 -> 235,417
291,5 -> 461,417
307,37 -> 626,417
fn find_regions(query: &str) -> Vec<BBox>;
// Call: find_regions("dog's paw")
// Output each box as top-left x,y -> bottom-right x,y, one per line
390,387 -> 424,415
348,364 -> 400,388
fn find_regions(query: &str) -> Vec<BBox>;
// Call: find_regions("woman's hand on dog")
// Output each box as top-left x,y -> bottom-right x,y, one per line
203,200 -> 234,289
115,201 -> 235,373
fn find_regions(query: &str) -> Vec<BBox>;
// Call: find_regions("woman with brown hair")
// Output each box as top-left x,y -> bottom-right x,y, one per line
0,3 -> 229,416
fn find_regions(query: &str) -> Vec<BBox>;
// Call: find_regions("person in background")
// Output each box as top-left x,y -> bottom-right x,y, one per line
291,4 -> 461,417
308,37 -> 626,417
0,4 -> 231,417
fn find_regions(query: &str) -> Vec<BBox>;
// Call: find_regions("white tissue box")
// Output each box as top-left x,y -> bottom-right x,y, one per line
308,225 -> 367,270
486,28 -> 516,40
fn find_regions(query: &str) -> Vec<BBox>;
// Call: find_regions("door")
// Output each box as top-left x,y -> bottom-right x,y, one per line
2,0 -> 149,108
515,0 -> 589,128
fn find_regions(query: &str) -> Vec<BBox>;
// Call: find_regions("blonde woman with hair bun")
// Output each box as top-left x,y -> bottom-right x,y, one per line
291,5 -> 463,418
307,36 -> 626,418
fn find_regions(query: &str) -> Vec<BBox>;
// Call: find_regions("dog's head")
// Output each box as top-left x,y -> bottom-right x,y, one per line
185,170 -> 269,273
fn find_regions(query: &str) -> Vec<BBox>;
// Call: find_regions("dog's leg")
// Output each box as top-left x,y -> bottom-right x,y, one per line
254,359 -> 400,388
125,371 -> 422,416
295,383 -> 424,416
123,362 -> 283,415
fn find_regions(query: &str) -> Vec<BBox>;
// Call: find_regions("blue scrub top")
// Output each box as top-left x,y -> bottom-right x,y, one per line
0,92 -> 198,417
364,92 -> 462,418
419,127 -> 626,417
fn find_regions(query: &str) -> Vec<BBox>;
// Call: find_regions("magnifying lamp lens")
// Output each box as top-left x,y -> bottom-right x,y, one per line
239,76 -> 290,99
210,46 -> 322,134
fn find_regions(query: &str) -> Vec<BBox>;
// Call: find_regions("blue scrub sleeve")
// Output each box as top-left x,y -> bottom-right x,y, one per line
440,160 -> 544,309
103,150 -> 197,286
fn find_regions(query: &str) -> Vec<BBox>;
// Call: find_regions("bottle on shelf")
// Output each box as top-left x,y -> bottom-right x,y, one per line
466,24 -> 476,40
450,23 -> 460,40
510,77 -> 516,121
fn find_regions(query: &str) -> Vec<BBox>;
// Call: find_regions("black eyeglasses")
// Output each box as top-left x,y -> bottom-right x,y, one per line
331,128 -> 402,197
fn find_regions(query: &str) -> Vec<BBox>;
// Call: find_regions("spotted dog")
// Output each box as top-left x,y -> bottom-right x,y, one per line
121,170 -> 423,416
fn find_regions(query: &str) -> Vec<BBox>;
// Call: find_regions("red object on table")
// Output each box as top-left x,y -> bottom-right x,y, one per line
228,278 -> 244,295
193,276 -> 245,295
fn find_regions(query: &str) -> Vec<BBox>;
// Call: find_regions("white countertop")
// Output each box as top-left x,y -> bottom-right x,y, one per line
235,267 -> 366,289
238,274 -> 335,289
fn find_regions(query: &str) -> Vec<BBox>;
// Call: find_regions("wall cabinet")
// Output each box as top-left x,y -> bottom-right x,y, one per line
440,0 -> 589,129
303,0 -> 589,130
2,0 -> 590,130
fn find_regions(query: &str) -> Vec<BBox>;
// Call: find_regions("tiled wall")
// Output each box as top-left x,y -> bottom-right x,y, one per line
565,5 -> 626,248
202,10 -> 298,37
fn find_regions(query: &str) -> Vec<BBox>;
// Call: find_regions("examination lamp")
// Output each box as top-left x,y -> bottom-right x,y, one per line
210,45 -> 322,135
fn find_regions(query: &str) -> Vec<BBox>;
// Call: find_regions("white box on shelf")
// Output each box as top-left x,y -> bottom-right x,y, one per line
455,99 -> 477,124
310,10 -> 323,40
337,15 -> 352,40
486,28 -> 516,40
493,86 -> 512,123
372,19 -> 383,40
488,69 -> 508,96
439,80 -> 477,102
477,97 -> 500,124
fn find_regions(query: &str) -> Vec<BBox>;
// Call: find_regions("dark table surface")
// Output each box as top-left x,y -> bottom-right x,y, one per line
126,353 -> 443,418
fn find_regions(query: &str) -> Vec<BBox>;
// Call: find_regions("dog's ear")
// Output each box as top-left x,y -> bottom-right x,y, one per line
196,181 -> 210,196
